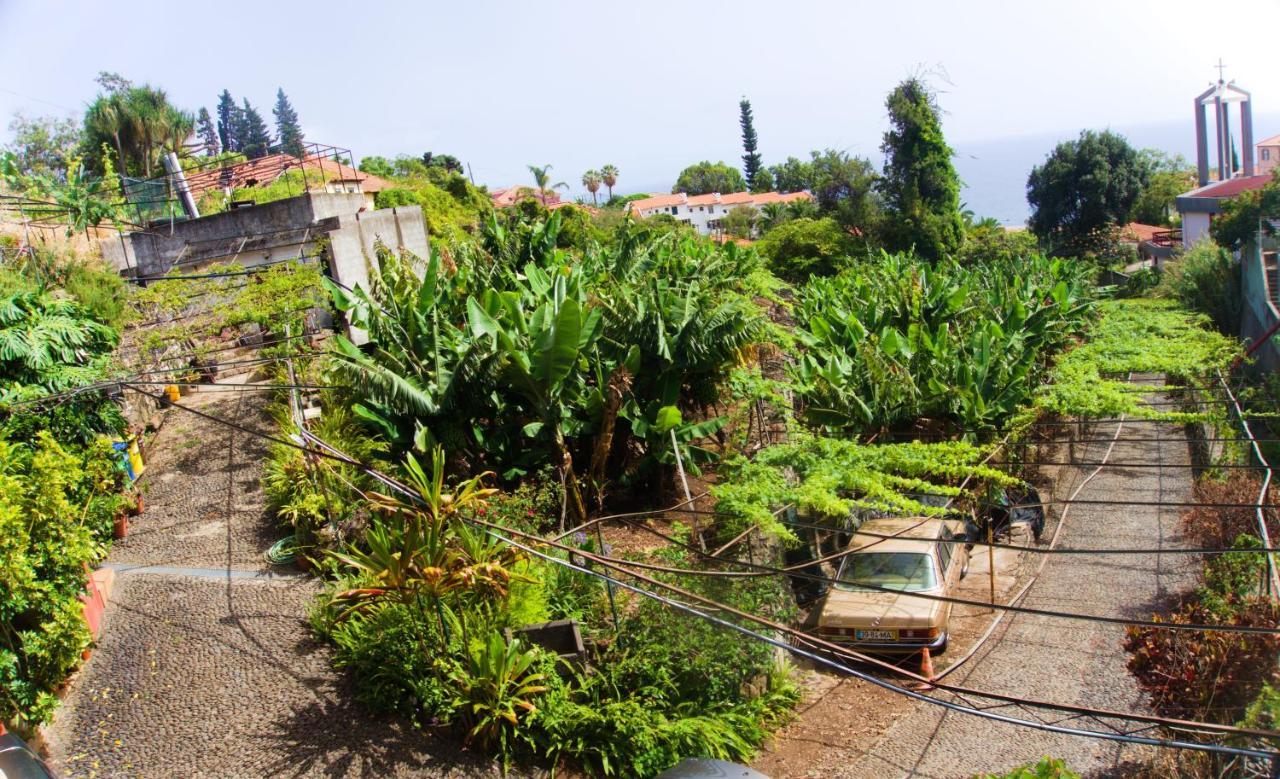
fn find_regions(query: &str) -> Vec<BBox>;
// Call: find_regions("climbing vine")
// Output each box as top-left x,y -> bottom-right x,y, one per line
712,434 -> 1018,542
1031,299 -> 1239,423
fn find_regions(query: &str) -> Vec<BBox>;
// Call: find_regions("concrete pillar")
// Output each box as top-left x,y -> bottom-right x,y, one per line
1196,99 -> 1210,186
1215,97 -> 1227,181
1242,99 -> 1255,177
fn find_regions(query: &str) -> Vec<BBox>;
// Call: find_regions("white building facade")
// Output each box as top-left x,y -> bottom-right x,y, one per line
626,191 -> 812,236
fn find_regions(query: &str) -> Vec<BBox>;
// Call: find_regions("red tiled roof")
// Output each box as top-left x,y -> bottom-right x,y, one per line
1120,223 -> 1163,243
1256,133 -> 1280,148
182,153 -> 391,195
1186,174 -> 1272,200
627,193 -> 686,211
489,186 -> 561,207
628,190 -> 812,213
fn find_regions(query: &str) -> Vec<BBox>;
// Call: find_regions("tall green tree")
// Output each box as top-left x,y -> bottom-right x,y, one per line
768,156 -> 815,193
1027,129 -> 1148,250
1131,150 -> 1196,226
239,99 -> 272,159
215,90 -> 240,154
273,88 -> 305,157
600,164 -> 619,201
195,107 -> 219,156
672,161 -> 746,195
808,149 -> 878,232
3,113 -> 80,180
877,78 -> 964,261
581,169 -> 602,205
422,152 -> 464,173
739,98 -> 764,192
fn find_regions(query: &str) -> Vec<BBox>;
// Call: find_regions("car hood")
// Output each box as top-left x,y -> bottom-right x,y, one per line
819,588 -> 944,628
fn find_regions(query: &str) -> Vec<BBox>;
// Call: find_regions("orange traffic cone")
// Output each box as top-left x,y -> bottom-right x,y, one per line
914,647 -> 936,689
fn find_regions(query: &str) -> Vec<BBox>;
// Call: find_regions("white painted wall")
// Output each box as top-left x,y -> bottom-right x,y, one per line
1182,212 -> 1212,246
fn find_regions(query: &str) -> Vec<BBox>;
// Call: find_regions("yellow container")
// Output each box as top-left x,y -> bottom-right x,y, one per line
164,384 -> 180,402
127,435 -> 145,478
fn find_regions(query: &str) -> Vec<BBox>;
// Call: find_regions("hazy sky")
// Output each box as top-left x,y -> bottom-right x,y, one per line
1,0 -> 1278,205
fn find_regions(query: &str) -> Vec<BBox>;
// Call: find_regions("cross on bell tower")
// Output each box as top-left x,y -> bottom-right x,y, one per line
1194,61 -> 1254,185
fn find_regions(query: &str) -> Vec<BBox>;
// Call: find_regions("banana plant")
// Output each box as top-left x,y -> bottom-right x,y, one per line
466,265 -> 603,526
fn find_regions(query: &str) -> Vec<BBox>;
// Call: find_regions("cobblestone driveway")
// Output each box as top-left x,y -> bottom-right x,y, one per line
843,381 -> 1200,778
43,390 -> 499,778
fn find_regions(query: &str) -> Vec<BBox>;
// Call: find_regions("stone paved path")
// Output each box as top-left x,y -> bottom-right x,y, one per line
842,379 -> 1201,778
44,390 -> 497,778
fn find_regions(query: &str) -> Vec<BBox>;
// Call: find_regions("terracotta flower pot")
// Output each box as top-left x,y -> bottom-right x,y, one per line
131,493 -> 144,516
113,514 -> 129,540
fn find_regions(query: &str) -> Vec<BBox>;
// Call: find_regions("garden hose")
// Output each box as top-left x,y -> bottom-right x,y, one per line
265,535 -> 299,566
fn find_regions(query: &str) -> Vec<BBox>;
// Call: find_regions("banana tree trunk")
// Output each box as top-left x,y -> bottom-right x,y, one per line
587,368 -> 632,511
556,431 -> 587,530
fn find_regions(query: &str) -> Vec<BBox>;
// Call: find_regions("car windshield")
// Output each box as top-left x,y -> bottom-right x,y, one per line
836,552 -> 938,592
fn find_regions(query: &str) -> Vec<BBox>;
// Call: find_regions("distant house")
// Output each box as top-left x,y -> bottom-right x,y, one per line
1258,134 -> 1280,176
183,153 -> 393,211
626,191 -> 812,236
1176,174 -> 1272,246
490,186 -> 564,208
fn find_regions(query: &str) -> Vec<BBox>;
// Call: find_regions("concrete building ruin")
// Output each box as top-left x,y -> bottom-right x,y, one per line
101,145 -> 429,343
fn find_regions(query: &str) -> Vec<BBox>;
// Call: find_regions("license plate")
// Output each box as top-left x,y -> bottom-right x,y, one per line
855,629 -> 897,641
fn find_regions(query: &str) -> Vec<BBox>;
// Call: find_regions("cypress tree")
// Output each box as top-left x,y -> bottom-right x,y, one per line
215,90 -> 240,153
878,77 -> 965,262
239,99 -> 272,159
196,107 -> 219,156
273,88 -> 305,157
740,98 -> 764,192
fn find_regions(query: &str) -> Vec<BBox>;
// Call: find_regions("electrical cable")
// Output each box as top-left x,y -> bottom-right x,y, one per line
145,387 -> 1280,637
154,379 -> 1280,756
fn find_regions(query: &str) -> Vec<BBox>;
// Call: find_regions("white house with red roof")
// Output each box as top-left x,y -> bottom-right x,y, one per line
626,190 -> 812,236
1176,174 -> 1273,246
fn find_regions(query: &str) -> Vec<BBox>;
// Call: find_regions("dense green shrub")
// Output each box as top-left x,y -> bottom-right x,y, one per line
754,217 -> 854,281
0,433 -> 125,728
1155,240 -> 1240,335
0,288 -> 124,445
319,601 -> 460,726
62,261 -> 129,328
954,226 -> 1038,265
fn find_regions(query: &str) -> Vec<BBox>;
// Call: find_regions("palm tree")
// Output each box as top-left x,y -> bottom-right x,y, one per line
581,169 -> 602,205
84,96 -> 129,180
760,202 -> 789,231
527,164 -> 567,205
600,164 -> 619,202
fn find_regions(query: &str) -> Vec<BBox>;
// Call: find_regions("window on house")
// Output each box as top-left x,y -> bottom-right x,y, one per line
670,206 -> 678,214
1265,149 -> 1272,161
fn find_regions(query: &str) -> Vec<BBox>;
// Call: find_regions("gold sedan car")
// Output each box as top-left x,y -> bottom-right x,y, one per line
815,516 -> 969,655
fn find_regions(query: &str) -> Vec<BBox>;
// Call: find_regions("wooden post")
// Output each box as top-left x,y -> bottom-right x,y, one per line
671,429 -> 704,552
987,520 -> 996,611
